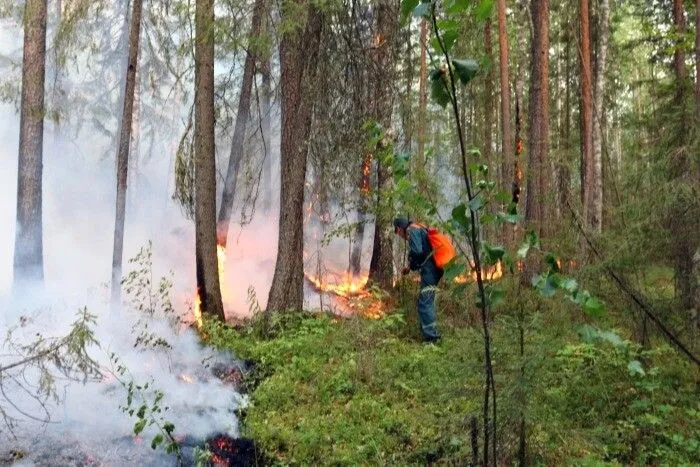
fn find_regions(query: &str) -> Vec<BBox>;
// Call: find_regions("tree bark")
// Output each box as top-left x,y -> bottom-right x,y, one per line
484,18 -> 494,166
669,0 -> 697,311
696,0 -> 700,120
217,0 -> 267,247
14,0 -> 48,286
579,0 -> 594,230
524,0 -> 549,242
497,0 -> 512,206
266,2 -> 323,312
261,55 -> 273,214
590,0 -> 608,233
367,0 -> 398,290
417,18 -> 428,167
557,22 -> 572,217
110,0 -> 143,307
194,0 -> 225,320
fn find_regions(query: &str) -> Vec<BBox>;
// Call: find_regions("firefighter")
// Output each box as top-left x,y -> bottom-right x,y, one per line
393,217 -> 443,343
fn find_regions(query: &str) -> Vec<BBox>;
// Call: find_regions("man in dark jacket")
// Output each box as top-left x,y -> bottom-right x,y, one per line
394,217 -> 443,342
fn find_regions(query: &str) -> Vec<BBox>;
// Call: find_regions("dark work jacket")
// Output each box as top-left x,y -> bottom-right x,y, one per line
406,225 -> 442,284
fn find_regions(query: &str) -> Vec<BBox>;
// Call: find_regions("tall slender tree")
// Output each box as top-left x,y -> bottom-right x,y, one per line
579,0 -> 594,232
417,18 -> 428,166
590,0 -> 609,233
696,0 -> 700,120
111,0 -> 144,307
367,0 -> 399,290
14,0 -> 48,286
217,0 -> 268,247
194,0 -> 225,320
496,0 -> 512,208
668,0 -> 696,311
266,0 -> 323,312
525,0 -> 550,242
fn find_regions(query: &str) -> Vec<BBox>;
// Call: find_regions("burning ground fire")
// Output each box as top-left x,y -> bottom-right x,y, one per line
303,261 -> 504,319
454,261 -> 504,284
193,244 -> 227,329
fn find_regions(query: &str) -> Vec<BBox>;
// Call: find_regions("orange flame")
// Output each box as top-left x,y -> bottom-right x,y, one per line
192,244 -> 228,329
305,271 -> 370,298
454,261 -> 504,284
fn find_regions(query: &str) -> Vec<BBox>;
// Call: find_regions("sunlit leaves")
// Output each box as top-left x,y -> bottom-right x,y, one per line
400,0 -> 419,23
475,0 -> 494,21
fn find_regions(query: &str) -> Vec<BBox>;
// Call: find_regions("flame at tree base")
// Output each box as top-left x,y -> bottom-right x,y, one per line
192,244 -> 228,329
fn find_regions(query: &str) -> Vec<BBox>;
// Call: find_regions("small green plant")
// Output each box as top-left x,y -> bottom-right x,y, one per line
108,352 -> 181,459
121,241 -> 181,350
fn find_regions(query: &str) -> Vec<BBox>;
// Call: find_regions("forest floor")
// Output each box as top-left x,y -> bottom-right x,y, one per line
202,275 -> 700,465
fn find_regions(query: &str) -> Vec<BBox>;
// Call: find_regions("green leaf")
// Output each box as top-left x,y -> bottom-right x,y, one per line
134,419 -> 147,435
443,260 -> 467,282
429,69 -> 451,108
583,296 -> 604,318
486,285 -> 505,308
442,28 -> 458,52
483,244 -> 505,264
400,0 -> 420,23
451,203 -> 469,233
517,241 -> 530,259
561,278 -> 579,294
468,196 -> 484,212
494,190 -> 511,203
446,0 -> 470,14
628,360 -> 646,377
151,434 -> 164,450
413,2 -> 431,18
475,0 -> 494,21
452,59 -> 479,85
544,252 -> 560,272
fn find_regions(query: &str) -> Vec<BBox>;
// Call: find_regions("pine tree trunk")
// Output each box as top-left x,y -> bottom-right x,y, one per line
696,0 -> 700,120
194,0 -> 225,320
558,23 -> 572,216
266,2 -> 323,312
261,55 -> 273,214
579,0 -> 594,230
417,19 -> 428,166
217,0 -> 267,247
497,0 -> 512,208
524,0 -> 549,243
14,0 -> 47,286
590,0 -> 608,233
484,18 -> 494,166
669,0 -> 697,311
111,0 -> 143,307
367,0 -> 398,290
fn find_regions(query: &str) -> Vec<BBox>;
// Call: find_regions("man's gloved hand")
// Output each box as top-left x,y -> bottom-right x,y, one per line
401,266 -> 410,276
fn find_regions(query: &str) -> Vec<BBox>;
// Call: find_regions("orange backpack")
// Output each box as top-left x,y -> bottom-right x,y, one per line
413,223 -> 457,269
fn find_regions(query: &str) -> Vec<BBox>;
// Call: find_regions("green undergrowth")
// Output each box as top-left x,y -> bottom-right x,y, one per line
201,285 -> 699,465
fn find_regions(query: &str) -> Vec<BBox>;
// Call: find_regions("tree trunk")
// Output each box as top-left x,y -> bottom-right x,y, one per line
669,0 -> 696,311
579,0 -> 594,229
696,0 -> 700,120
558,23 -> 572,217
261,55 -> 273,214
417,18 -> 428,166
194,0 -> 225,320
590,0 -> 608,233
266,2 -> 323,312
111,0 -> 143,307
14,0 -> 48,286
524,0 -> 549,242
217,0 -> 267,247
484,18 -> 494,166
367,0 -> 398,290
349,154 -> 371,276
497,0 -> 512,208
